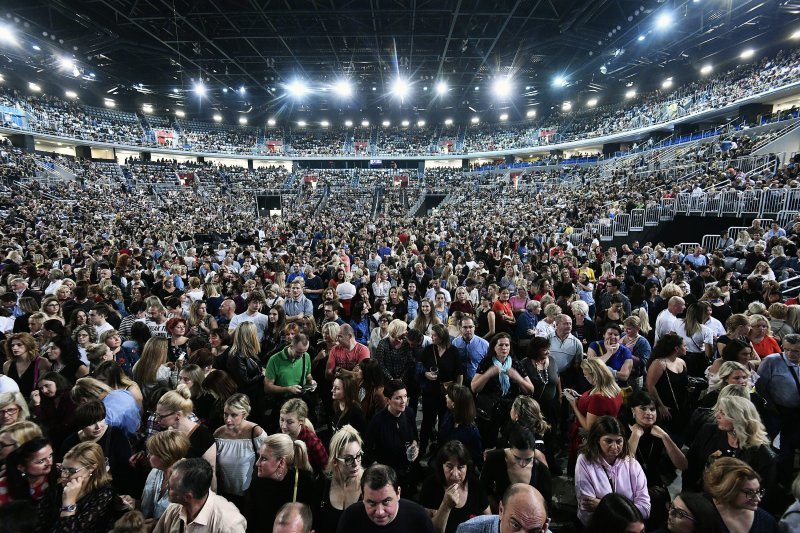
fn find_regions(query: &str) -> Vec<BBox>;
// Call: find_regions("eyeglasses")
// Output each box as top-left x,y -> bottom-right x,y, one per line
667,504 -> 696,522
0,407 -> 20,417
154,411 -> 176,421
741,488 -> 766,500
337,452 -> 364,467
56,464 -> 85,477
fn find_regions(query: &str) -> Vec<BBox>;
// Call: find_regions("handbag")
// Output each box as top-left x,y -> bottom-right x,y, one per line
475,393 -> 501,421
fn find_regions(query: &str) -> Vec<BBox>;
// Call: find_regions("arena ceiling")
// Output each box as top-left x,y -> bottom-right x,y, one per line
1,0 -> 799,124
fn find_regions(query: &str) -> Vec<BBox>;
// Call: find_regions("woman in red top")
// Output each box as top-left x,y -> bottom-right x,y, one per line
0,437 -> 54,506
748,314 -> 781,359
532,280 -> 555,302
565,358 -> 623,474
492,288 -> 516,335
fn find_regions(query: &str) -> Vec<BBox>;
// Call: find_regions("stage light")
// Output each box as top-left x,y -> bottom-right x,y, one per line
64,90 -> 77,99
361,120 -> 370,127
401,120 -> 410,127
213,114 -> 222,122
333,79 -> 353,98
194,82 -> 206,96
587,98 -> 598,107
792,29 -> 800,40
287,79 -> 310,98
700,64 -> 713,75
436,81 -> 448,95
499,113 -> 508,121
637,35 -> 646,42
562,101 -> 572,111
345,120 -> 353,127
59,57 -> 74,70
104,98 -> 115,108
391,78 -> 410,99
470,116 -> 479,124
175,110 -> 185,117
267,118 -> 276,126
382,120 -> 390,127
298,120 -> 307,127
28,82 -> 41,92
662,78 -> 673,89
444,118 -> 453,125
493,77 -> 513,99
320,120 -> 329,127
625,89 -> 636,99
239,117 -> 247,125
0,25 -> 18,46
222,88 -> 228,93
142,104 -> 153,114
417,120 -> 426,127
655,12 -> 672,29
553,76 -> 567,88
239,86 -> 246,95
740,48 -> 754,59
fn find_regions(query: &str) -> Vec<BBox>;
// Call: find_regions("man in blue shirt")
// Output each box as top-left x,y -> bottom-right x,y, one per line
452,316 -> 489,388
457,484 -> 550,533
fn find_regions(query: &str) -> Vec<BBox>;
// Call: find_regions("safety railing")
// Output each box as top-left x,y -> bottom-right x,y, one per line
599,222 -> 614,241
630,209 -> 645,232
644,205 -> 660,226
677,242 -> 702,255
613,213 -> 631,237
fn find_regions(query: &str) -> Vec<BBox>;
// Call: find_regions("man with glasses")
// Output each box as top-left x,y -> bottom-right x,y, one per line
154,457 -> 247,533
756,332 -> 800,487
456,484 -> 550,533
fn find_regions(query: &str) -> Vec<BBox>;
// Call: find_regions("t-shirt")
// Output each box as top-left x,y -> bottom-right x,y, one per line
336,498 -> 435,533
265,348 -> 312,387
419,474 -> 489,533
327,343 -> 371,373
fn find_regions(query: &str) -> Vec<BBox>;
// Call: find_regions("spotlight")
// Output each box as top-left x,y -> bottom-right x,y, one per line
239,117 -> 248,125
492,77 -> 513,99
0,25 -> 18,45
637,35 -> 646,42
587,98 -> 598,107
444,118 -> 453,125
655,12 -> 672,29
59,57 -> 74,70
792,29 -> 800,40
401,120 -> 410,127
142,104 -> 153,114
298,121 -> 307,127
344,120 -> 353,127
239,86 -> 246,95
526,110 -> 536,117
175,110 -> 185,117
28,82 -> 41,92
222,88 -> 228,93
417,120 -> 426,127
267,119 -> 276,126
562,102 -> 572,111
213,114 -> 222,122
600,65 -> 608,75
382,120 -> 390,127
499,113 -> 509,121
320,120 -> 329,127
361,120 -> 370,127
553,76 -> 567,88
333,80 -> 353,97
740,48 -> 754,59
700,64 -> 713,75
287,79 -> 310,98
391,77 -> 410,99
625,89 -> 636,99
104,99 -> 115,108
194,82 -> 206,96
72,67 -> 80,77
470,116 -> 479,124
64,90 -> 77,99
662,78 -> 673,89
435,81 -> 448,95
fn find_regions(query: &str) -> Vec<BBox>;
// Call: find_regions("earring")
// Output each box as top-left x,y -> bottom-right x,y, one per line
20,472 -> 26,477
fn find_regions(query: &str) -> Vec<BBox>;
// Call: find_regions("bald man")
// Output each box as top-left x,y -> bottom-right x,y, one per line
456,484 -> 550,533
273,502 -> 314,533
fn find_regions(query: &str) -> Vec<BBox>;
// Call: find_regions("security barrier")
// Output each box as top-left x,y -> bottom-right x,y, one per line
614,213 -> 631,237
630,209 -> 645,232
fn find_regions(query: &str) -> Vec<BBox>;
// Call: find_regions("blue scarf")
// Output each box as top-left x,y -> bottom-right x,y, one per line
493,356 -> 512,395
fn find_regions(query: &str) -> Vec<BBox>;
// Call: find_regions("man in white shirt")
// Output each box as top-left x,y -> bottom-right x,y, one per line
655,296 -> 685,343
228,292 -> 269,341
89,303 -> 114,337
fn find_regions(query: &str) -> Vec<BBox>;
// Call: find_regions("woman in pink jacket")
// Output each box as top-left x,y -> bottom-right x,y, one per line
575,415 -> 650,526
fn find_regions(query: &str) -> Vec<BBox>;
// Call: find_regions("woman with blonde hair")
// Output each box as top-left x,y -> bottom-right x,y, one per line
0,420 -> 42,467
0,392 -> 30,430
317,426 -> 364,533
225,322 -> 265,418
70,377 -> 140,437
214,393 -> 267,500
565,358 -> 623,472
245,433 -> 316,531
137,426 -> 191,520
131,337 -> 171,396
3,332 -> 50,398
703,457 -> 778,532
768,302 -> 794,342
187,300 -> 218,340
279,398 -> 327,475
748,313 -> 781,360
155,386 -> 217,489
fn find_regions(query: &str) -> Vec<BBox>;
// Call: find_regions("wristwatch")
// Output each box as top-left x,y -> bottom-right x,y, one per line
60,504 -> 77,513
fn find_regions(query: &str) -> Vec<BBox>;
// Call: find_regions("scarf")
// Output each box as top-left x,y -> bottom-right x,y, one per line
493,356 -> 512,395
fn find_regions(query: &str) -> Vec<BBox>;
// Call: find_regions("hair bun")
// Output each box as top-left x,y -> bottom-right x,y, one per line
175,384 -> 192,399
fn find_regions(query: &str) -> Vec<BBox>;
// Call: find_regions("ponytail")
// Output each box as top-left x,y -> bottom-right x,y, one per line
292,439 -> 313,473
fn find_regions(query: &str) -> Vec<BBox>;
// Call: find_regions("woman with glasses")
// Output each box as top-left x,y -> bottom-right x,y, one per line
40,296 -> 64,324
0,391 -> 30,430
703,457 -> 778,533
369,312 -> 392,354
0,437 -> 54,506
480,424 -> 551,513
575,415 -> 650,527
684,396 -> 777,508
41,441 -> 119,532
3,332 -> 51,399
71,324 -> 98,366
661,492 -> 722,533
214,393 -> 267,503
420,440 -> 490,533
315,425 -> 364,533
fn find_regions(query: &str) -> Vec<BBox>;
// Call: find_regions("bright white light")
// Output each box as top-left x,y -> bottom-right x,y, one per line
298,121 -> 307,127
287,80 -> 310,98
333,80 -> 353,97
562,101 -> 572,111
700,64 -> 713,75
361,120 -> 370,127
587,98 -> 598,107
493,77 -> 513,99
345,120 -> 353,127
175,110 -> 185,118
267,118 -> 276,126
72,67 -> 80,77
239,86 -> 246,95
444,118 -> 453,125
436,81 -> 448,95
625,89 -> 637,99
194,82 -> 206,96
553,76 -> 567,88
172,88 -> 179,94
417,120 -> 426,127
499,113 -> 509,121
470,116 -> 479,124
32,45 -> 41,51
239,117 -> 248,125
401,120 -> 410,127
655,12 -> 672,29
792,29 -> 800,40
740,48 -> 754,59
637,34 -> 646,42
0,25 -> 17,45
391,78 -> 410,99
64,90 -> 77,99
104,99 -> 115,108
28,82 -> 41,92
382,120 -> 390,127
142,105 -> 153,114
662,78 -> 673,89
213,114 -> 222,122
526,109 -> 536,118
320,120 -> 329,127
0,74 -> 4,83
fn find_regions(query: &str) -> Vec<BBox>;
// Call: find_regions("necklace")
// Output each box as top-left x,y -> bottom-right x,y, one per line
535,360 -> 549,385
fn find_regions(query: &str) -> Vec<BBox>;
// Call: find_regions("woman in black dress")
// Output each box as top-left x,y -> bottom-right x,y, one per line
315,425 -> 363,533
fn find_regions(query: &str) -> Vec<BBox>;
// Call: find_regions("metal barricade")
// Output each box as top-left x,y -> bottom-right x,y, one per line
644,204 -> 660,226
660,198 -> 676,221
726,226 -> 748,242
759,188 -> 787,216
614,213 -> 631,237
740,190 -> 762,217
678,242 -> 701,255
719,190 -> 741,216
777,210 -> 799,228
569,230 -> 584,245
688,193 -> 707,214
675,193 -> 690,214
599,221 -> 613,241
701,234 -> 719,253
630,209 -> 645,231
705,192 -> 722,216
786,190 -> 800,213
